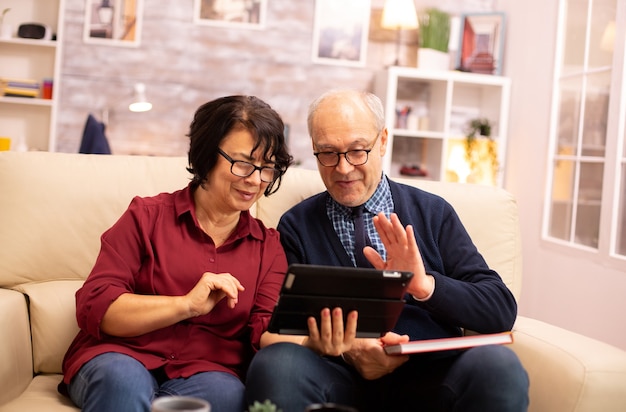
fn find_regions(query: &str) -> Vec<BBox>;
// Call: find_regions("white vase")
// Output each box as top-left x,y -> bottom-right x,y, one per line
0,23 -> 12,39
417,48 -> 451,71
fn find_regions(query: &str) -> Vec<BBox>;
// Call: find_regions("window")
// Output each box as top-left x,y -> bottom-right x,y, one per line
544,0 -> 626,260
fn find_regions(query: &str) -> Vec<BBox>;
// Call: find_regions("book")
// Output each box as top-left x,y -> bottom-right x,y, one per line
383,331 -> 513,355
4,82 -> 40,89
4,87 -> 38,95
0,77 -> 39,85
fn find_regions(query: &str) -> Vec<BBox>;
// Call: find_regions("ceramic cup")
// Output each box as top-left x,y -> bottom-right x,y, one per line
151,396 -> 210,412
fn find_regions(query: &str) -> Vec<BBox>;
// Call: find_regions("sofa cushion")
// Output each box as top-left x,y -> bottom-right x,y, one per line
400,178 -> 522,299
14,281 -> 84,374
0,374 -> 78,412
255,167 -> 326,229
0,152 -> 191,288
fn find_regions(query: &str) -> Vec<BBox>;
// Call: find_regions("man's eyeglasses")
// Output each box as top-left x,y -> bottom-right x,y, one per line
313,134 -> 380,167
218,148 -> 282,183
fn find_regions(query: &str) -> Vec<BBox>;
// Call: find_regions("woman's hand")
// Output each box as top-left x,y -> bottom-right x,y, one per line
186,271 -> 245,317
302,307 -> 358,356
101,271 -> 244,337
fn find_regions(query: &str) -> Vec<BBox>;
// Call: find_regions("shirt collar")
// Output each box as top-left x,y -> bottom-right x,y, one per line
175,184 -> 265,242
329,173 -> 390,216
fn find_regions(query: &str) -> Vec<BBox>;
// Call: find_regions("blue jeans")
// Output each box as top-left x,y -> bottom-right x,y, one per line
67,352 -> 245,412
246,342 -> 529,412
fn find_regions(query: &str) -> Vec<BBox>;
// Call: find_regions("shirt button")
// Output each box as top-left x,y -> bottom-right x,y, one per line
170,354 -> 176,359
209,258 -> 215,263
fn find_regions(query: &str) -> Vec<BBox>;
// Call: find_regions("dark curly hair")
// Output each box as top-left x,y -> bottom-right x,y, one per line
186,95 -> 293,196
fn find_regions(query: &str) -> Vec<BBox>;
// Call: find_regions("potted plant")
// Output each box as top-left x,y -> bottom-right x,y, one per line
417,8 -> 451,70
248,400 -> 282,412
464,118 -> 498,184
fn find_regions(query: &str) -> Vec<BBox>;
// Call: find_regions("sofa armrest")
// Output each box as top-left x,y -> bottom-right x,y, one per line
15,280 -> 82,374
0,288 -> 34,406
512,316 -> 626,412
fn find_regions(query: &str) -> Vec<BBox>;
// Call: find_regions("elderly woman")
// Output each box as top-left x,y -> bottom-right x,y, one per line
59,95 -> 293,412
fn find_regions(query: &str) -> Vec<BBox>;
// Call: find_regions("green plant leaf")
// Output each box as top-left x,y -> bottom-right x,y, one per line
419,8 -> 451,52
247,399 -> 282,412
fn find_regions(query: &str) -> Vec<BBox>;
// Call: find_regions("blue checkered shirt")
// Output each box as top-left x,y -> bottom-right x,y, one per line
327,175 -> 394,266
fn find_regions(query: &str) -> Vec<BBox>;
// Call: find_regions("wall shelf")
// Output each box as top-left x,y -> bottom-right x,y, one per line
375,67 -> 511,186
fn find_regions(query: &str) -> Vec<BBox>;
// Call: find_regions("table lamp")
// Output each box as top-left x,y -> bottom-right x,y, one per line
381,0 -> 419,66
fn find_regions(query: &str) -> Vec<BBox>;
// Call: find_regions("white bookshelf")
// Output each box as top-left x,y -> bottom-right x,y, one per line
375,67 -> 511,186
0,0 -> 64,151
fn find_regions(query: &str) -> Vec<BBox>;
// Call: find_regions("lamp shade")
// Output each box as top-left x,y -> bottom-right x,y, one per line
381,0 -> 419,30
128,83 -> 152,113
97,0 -> 114,25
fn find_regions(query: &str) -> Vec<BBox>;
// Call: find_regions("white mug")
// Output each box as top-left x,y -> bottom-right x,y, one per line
151,396 -> 210,412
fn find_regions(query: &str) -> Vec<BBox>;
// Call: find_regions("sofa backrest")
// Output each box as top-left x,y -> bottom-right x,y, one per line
0,152 -> 191,288
0,151 -> 521,375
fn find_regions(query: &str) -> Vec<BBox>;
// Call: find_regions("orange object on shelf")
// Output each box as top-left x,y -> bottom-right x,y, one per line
42,78 -> 53,99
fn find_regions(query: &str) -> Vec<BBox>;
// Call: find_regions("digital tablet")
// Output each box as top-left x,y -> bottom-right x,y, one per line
268,264 -> 413,338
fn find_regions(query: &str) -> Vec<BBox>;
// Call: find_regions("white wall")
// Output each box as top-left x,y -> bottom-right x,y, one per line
498,0 -> 626,350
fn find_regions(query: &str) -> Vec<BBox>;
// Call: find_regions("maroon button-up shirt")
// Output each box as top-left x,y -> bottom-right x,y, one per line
61,185 -> 287,385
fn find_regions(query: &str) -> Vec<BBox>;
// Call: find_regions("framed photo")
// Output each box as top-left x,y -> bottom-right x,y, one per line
84,0 -> 144,47
456,12 -> 506,75
193,0 -> 267,29
312,0 -> 371,67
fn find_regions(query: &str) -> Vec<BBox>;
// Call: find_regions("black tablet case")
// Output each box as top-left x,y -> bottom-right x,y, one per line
268,264 -> 413,338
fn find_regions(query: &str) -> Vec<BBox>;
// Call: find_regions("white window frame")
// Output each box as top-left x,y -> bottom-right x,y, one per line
542,0 -> 626,269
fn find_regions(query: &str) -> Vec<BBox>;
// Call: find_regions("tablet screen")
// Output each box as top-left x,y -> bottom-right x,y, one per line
268,264 -> 413,338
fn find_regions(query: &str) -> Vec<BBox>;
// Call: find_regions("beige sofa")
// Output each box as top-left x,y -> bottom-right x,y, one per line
1,151 -> 626,411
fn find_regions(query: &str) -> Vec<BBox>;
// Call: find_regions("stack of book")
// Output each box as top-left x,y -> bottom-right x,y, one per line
0,78 -> 40,98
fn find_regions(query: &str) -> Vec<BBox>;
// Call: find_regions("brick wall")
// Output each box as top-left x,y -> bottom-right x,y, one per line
57,0 -> 492,167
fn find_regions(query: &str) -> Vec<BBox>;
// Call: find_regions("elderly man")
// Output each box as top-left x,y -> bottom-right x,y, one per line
246,89 -> 529,412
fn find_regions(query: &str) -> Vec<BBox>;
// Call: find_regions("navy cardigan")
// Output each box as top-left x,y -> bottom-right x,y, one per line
277,179 -> 517,342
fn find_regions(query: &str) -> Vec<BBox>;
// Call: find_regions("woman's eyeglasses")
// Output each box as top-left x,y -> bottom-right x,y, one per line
218,149 -> 281,183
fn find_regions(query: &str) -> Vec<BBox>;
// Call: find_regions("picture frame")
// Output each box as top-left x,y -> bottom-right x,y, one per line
84,0 -> 144,47
456,12 -> 506,75
193,0 -> 267,30
311,0 -> 371,67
